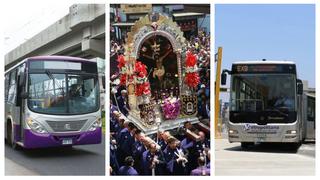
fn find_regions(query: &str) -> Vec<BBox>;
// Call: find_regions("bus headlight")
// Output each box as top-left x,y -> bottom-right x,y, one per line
88,118 -> 102,132
229,129 -> 238,134
27,118 -> 48,134
286,130 -> 297,134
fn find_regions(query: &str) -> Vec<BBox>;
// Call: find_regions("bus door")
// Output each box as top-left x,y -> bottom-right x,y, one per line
16,63 -> 27,142
305,95 -> 315,140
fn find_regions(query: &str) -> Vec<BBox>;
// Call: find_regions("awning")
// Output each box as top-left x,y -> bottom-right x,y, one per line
112,22 -> 135,27
172,12 -> 204,18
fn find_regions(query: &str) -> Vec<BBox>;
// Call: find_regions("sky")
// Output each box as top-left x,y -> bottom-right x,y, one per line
3,1 -> 74,54
215,4 -> 315,102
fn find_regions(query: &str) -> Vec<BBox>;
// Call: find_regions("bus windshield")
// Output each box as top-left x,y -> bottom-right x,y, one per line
28,73 -> 99,115
231,74 -> 296,112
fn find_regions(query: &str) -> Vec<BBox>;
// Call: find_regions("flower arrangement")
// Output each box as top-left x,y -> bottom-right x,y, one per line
117,56 -> 151,96
185,51 -> 200,88
117,55 -> 127,86
134,61 -> 151,96
162,97 -> 181,120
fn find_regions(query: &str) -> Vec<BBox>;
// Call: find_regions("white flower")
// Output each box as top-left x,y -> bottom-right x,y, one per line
136,77 -> 146,84
112,79 -> 120,85
186,65 -> 198,73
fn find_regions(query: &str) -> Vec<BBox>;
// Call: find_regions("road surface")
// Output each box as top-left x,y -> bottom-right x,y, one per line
5,137 -> 105,176
5,158 -> 38,176
215,139 -> 315,176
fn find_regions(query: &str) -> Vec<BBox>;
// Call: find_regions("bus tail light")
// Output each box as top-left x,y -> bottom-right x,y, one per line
27,118 -> 48,134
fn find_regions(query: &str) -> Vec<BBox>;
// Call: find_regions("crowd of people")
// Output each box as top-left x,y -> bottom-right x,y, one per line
188,31 -> 211,120
110,106 -> 211,176
110,40 -> 125,57
109,30 -> 211,176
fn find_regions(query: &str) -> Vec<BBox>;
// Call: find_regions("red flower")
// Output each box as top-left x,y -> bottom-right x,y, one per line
133,61 -> 151,96
135,82 -> 151,96
135,61 -> 147,76
185,72 -> 200,88
185,51 -> 199,88
142,82 -> 151,95
120,74 -> 126,86
117,55 -> 126,69
185,51 -> 197,67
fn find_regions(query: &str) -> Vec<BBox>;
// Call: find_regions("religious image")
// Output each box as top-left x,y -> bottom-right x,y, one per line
110,4 -> 211,176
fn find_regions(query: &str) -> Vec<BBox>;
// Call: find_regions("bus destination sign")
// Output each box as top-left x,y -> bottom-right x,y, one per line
232,64 -> 296,74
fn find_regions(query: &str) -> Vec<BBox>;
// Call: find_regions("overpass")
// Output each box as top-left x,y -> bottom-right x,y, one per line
5,4 -> 105,70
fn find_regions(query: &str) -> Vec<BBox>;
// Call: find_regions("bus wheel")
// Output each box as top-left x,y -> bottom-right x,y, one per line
241,142 -> 253,149
7,122 -> 19,150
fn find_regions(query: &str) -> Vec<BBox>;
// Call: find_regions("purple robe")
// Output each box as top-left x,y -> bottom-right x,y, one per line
163,147 -> 187,175
118,166 -> 138,175
116,128 -> 134,165
190,166 -> 210,176
181,137 -> 194,151
142,150 -> 166,175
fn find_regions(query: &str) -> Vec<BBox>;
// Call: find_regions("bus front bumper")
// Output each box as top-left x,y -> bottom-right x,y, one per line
228,123 -> 300,143
22,127 -> 102,149
229,133 -> 299,143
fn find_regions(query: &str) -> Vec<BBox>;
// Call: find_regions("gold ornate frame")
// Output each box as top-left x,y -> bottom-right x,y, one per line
123,13 -> 199,134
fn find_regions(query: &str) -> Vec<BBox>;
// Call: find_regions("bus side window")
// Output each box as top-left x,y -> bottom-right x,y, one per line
8,69 -> 17,104
307,97 -> 315,122
5,74 -> 9,102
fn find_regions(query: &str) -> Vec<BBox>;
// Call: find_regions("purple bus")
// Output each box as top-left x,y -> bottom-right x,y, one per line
5,56 -> 102,149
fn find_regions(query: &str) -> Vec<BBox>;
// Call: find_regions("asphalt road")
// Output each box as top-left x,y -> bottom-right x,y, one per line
5,158 -> 38,176
215,139 -> 315,176
5,137 -> 105,176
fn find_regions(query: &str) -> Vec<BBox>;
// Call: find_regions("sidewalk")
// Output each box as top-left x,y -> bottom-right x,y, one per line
215,139 -> 315,176
297,143 -> 316,158
5,158 -> 38,176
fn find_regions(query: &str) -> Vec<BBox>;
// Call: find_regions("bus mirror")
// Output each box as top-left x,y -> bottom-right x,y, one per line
221,73 -> 227,85
221,69 -> 231,85
297,81 -> 303,95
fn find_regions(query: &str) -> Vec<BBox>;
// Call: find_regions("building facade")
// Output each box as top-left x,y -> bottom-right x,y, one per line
110,4 -> 210,41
